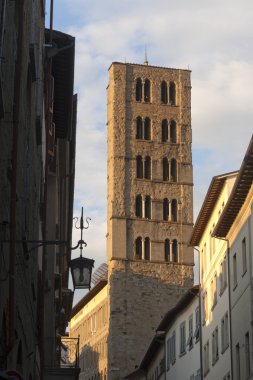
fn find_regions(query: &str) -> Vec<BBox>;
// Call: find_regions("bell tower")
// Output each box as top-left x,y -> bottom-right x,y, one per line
106,62 -> 194,379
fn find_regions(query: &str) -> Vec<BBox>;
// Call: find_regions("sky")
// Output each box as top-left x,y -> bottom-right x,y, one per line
46,0 -> 253,301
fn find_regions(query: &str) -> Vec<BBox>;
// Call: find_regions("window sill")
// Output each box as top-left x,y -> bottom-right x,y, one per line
221,344 -> 229,355
211,300 -> 217,311
233,283 -> 238,291
242,269 -> 247,278
179,350 -> 186,357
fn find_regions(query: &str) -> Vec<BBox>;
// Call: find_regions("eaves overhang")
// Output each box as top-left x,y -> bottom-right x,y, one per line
45,29 -> 75,139
71,280 -> 107,319
213,136 -> 253,238
190,172 -> 238,246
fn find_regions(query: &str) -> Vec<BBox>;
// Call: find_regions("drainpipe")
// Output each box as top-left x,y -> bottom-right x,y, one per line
215,237 -> 233,380
9,0 -> 25,350
191,247 -> 203,379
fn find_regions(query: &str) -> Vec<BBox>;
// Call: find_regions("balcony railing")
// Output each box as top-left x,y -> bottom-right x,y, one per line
56,337 -> 79,368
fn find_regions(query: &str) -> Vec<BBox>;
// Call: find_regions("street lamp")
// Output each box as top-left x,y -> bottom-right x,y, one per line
70,207 -> 94,290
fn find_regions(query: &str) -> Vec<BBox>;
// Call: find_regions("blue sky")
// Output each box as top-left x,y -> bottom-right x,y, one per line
46,0 -> 253,300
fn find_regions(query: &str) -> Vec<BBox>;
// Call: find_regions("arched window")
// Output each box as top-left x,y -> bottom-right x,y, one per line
170,120 -> 177,143
170,158 -> 177,182
162,119 -> 168,142
145,196 -> 151,219
144,79 -> 150,102
165,239 -> 170,261
135,237 -> 142,259
171,199 -> 177,222
172,239 -> 178,262
136,156 -> 143,178
136,117 -> 143,139
144,117 -> 151,140
144,156 -> 151,179
163,157 -> 169,181
169,81 -> 176,105
144,237 -> 150,260
161,81 -> 168,104
136,78 -> 142,101
135,195 -> 142,218
163,198 -> 169,221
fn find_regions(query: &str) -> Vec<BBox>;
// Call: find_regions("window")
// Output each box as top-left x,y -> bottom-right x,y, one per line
195,369 -> 201,380
144,79 -> 150,102
166,330 -> 176,369
203,291 -> 208,324
236,343 -> 240,380
220,255 -> 227,294
212,326 -> 219,365
212,273 -> 217,307
135,237 -> 142,259
170,158 -> 177,182
203,340 -> 209,375
242,237 -> 247,275
144,117 -> 151,140
245,332 -> 250,378
163,157 -> 169,181
180,321 -> 186,354
165,239 -> 170,262
144,156 -> 151,179
135,195 -> 142,218
144,195 -> 151,219
221,312 -> 229,352
190,375 -> 194,380
194,307 -> 200,342
187,314 -> 193,350
169,81 -> 176,105
136,117 -> 143,139
170,120 -> 177,143
172,239 -> 178,262
136,78 -> 142,101
144,237 -> 150,260
163,198 -> 169,221
233,253 -> 237,288
161,119 -> 168,142
171,199 -> 177,222
223,373 -> 230,380
161,81 -> 168,103
136,156 -> 143,178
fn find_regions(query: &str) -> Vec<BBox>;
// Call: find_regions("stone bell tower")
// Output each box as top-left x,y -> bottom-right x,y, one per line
106,62 -> 194,379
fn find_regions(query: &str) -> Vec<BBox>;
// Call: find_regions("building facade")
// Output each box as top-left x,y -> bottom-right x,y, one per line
214,136 -> 253,380
106,62 -> 194,379
191,172 -> 237,379
0,2 -> 78,379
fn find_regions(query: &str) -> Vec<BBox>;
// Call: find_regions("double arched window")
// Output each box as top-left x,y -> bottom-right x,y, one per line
135,195 -> 151,219
136,156 -> 151,179
136,78 -> 151,102
163,158 -> 177,182
163,198 -> 178,221
135,237 -> 151,260
161,81 -> 176,105
164,239 -> 178,262
161,119 -> 177,143
136,117 -> 151,140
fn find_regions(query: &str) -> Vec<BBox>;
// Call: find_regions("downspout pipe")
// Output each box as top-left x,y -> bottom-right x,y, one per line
9,0 -> 25,350
41,0 -> 54,375
215,237 -> 233,380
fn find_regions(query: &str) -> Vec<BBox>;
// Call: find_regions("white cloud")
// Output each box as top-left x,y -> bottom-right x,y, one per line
53,0 -> 253,302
